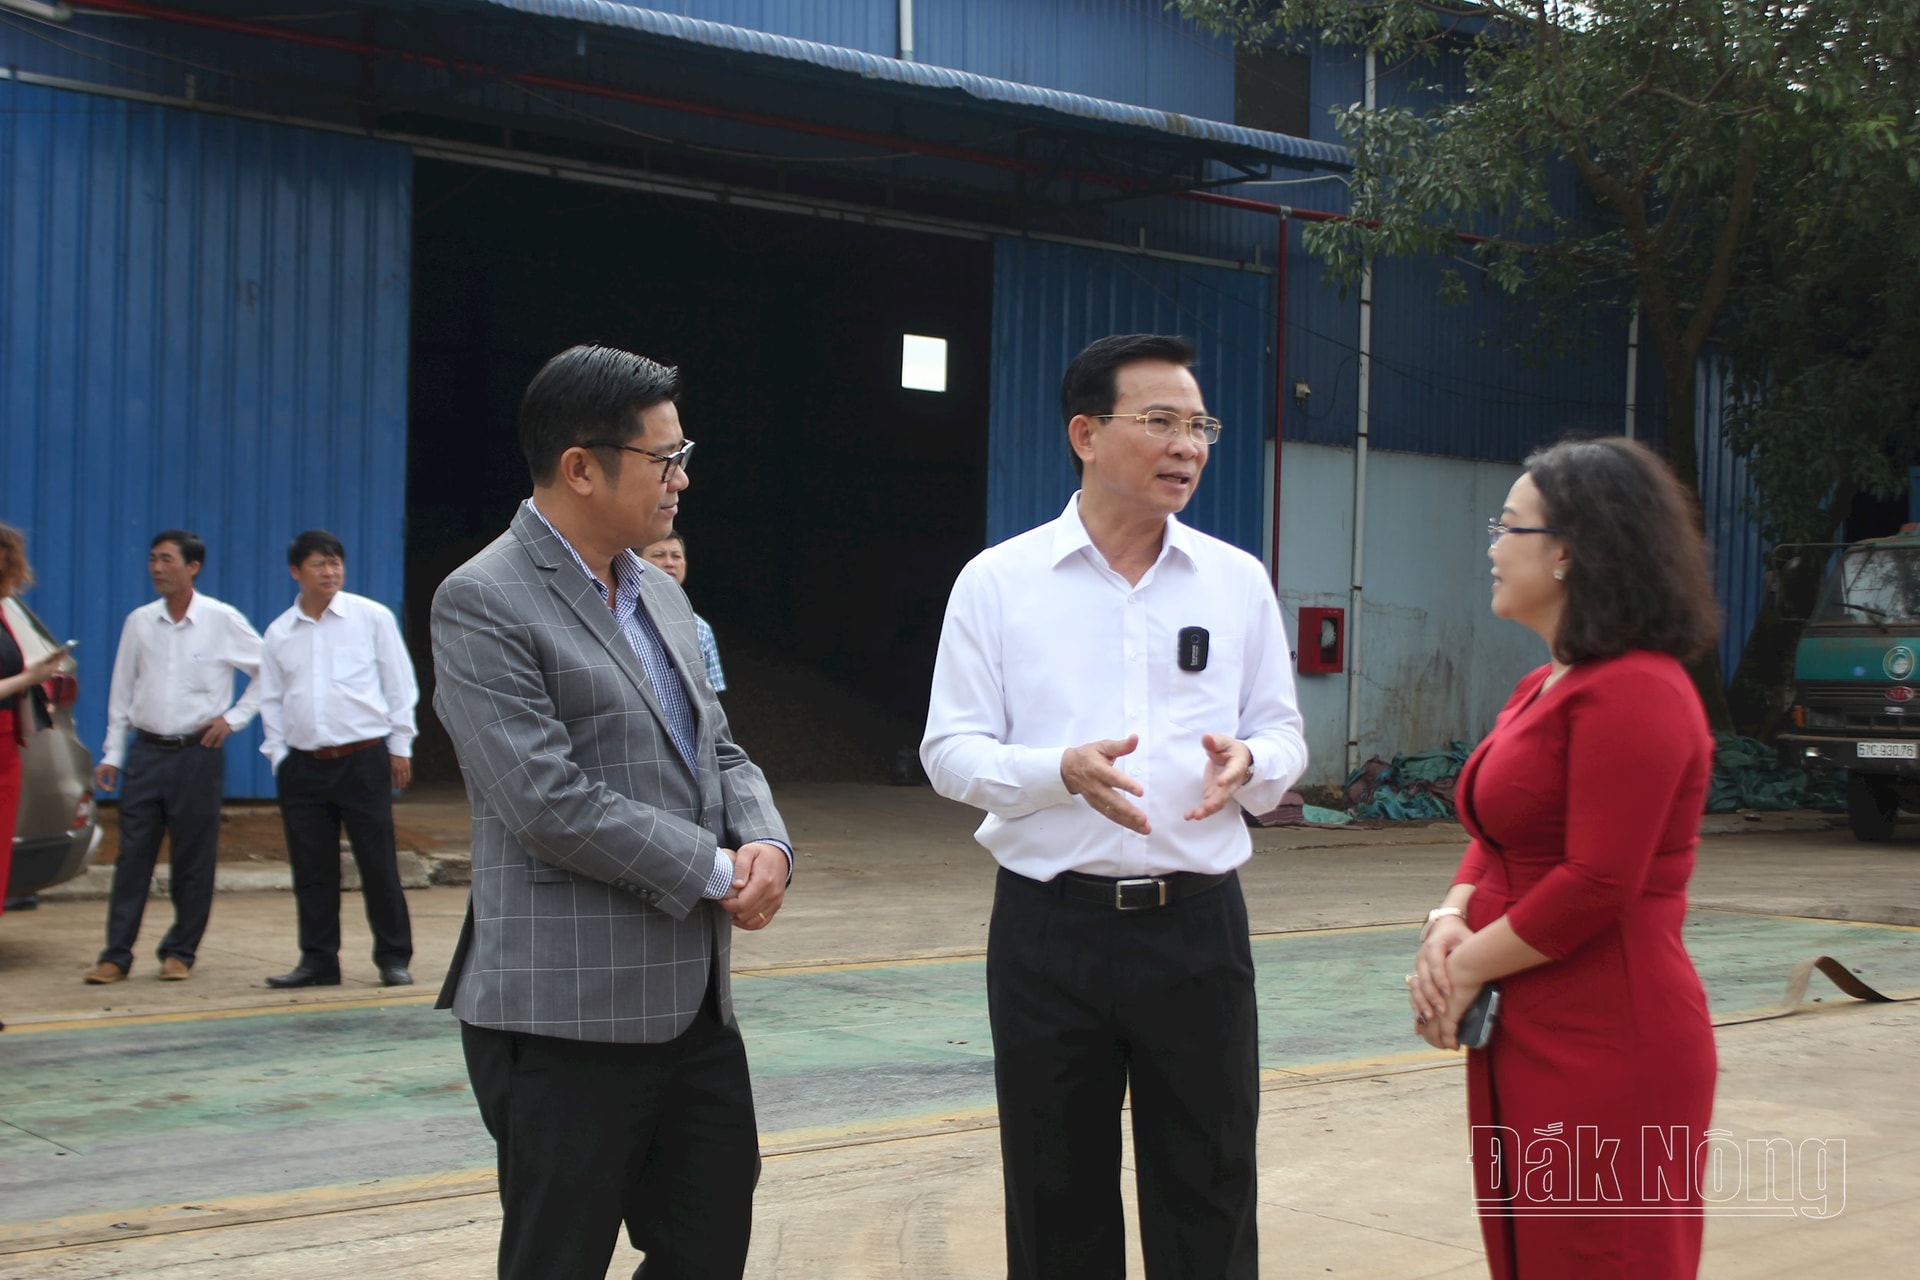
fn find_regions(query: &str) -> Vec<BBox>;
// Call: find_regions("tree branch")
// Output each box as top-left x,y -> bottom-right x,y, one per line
1613,0 -> 1681,109
1681,128 -> 1762,355
1650,60 -> 1740,113
1613,63 -> 1659,110
1649,192 -> 1692,261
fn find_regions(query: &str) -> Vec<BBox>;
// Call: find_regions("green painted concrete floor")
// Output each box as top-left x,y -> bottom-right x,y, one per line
2,913 -> 1914,1236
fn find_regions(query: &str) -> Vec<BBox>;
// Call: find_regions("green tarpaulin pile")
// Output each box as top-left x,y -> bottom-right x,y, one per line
1708,733 -> 1846,812
1337,732 -> 1841,822
1345,741 -> 1477,821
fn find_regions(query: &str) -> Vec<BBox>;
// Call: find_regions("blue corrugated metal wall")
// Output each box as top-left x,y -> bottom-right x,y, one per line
646,0 -> 894,53
1694,351 -> 1767,681
986,237 -> 1274,552
915,0 -> 1234,118
0,80 -> 412,799
1629,344 -> 1766,684
1276,250 -> 1638,464
1258,39 -> 1642,467
586,1 -> 1242,114
1365,255 -> 1632,458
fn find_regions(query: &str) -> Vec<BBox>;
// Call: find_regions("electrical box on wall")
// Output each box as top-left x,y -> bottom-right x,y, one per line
1296,606 -> 1344,674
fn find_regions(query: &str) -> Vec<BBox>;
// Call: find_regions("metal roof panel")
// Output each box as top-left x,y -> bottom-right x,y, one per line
474,0 -> 1350,168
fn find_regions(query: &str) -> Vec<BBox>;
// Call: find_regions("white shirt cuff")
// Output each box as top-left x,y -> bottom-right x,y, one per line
1013,745 -> 1074,806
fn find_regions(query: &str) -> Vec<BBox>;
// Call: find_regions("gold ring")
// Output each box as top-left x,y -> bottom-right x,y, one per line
1404,974 -> 1415,986
756,912 -> 768,924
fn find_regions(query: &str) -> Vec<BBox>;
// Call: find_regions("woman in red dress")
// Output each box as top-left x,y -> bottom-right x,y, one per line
1407,438 -> 1720,1279
1,524 -> 71,921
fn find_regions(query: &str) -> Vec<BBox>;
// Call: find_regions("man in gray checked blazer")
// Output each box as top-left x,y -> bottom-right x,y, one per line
432,344 -> 792,1280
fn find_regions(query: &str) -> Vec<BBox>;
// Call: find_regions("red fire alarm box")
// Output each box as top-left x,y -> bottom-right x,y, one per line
1297,606 -> 1345,674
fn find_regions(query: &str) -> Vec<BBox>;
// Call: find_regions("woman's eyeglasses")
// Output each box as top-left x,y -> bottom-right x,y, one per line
1487,518 -> 1562,547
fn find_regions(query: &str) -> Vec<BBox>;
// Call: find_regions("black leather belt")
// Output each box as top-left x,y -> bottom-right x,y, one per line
301,738 -> 383,760
1055,870 -> 1231,911
136,730 -> 196,749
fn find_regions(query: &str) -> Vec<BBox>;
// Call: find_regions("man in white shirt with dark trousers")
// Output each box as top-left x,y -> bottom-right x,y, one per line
922,333 -> 1308,1280
257,529 -> 420,989
87,530 -> 264,984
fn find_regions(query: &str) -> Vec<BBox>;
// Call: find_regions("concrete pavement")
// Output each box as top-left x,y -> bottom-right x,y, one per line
1,784 -> 1917,1278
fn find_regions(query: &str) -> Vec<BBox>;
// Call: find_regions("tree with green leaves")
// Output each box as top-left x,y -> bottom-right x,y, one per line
1178,0 -> 1920,733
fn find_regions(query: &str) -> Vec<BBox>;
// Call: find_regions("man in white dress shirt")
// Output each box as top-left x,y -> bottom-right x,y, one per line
922,334 -> 1308,1279
87,531 -> 264,984
257,530 -> 419,988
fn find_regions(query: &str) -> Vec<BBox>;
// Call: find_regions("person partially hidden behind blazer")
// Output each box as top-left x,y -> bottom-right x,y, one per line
431,344 -> 793,1280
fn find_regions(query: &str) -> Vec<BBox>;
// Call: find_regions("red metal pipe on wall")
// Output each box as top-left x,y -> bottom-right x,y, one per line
1187,191 -> 1335,222
1187,188 -> 1495,247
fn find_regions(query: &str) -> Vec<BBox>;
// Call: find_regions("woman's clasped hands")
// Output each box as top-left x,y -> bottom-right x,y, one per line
1407,913 -> 1482,1050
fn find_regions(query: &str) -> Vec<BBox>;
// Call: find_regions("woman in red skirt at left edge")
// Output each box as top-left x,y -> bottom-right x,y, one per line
1406,438 -> 1722,1278
1,525 -> 74,930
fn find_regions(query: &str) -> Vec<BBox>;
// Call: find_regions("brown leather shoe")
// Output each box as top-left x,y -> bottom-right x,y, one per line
159,957 -> 192,981
84,961 -> 127,984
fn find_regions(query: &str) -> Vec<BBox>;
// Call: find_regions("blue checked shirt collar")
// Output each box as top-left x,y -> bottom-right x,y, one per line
524,500 -> 698,772
524,500 -> 649,617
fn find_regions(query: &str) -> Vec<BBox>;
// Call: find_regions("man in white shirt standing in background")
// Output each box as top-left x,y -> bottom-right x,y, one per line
87,530 -> 265,984
257,529 -> 419,989
921,334 -> 1308,1280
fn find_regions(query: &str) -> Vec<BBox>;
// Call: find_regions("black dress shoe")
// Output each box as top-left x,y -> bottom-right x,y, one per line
265,966 -> 341,989
378,966 -> 414,987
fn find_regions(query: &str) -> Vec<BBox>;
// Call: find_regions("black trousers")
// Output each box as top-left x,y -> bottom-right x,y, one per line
987,867 -> 1260,1280
460,996 -> 761,1280
276,744 -> 411,971
100,736 -> 224,970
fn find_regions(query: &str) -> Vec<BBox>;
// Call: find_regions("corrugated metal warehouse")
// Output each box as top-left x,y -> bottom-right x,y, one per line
0,0 -> 1743,797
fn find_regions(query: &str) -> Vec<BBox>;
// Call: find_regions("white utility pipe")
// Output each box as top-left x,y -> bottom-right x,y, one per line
1345,50 -> 1377,777
898,0 -> 915,61
1623,304 -> 1641,438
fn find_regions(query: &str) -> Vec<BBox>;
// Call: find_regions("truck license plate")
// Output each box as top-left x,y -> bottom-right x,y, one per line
1857,742 -> 1917,759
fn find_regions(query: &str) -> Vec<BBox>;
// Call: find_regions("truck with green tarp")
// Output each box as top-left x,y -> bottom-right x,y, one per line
1776,526 -> 1920,840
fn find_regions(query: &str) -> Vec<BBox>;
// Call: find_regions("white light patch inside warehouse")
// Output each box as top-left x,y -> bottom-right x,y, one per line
901,334 -> 948,392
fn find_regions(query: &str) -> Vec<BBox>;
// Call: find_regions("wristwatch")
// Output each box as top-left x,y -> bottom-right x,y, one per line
1420,905 -> 1467,941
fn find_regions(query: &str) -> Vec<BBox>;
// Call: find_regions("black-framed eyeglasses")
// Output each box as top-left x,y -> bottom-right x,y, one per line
1092,411 -> 1223,445
580,438 -> 696,481
1487,518 -> 1563,547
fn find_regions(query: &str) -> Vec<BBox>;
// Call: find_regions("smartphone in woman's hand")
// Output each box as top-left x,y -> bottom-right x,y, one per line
1457,985 -> 1501,1050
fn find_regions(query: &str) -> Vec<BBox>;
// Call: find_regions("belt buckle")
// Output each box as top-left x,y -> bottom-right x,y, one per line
1114,877 -> 1168,910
